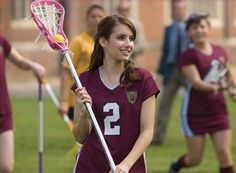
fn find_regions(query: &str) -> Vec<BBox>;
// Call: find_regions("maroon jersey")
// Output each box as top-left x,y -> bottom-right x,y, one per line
178,44 -> 230,137
0,35 -> 13,134
73,67 -> 159,173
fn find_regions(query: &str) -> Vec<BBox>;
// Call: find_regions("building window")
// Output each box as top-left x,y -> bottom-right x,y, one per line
11,0 -> 37,28
231,1 -> 236,27
188,0 -> 224,28
102,0 -> 138,20
12,0 -> 31,20
0,5 -> 2,27
163,0 -> 172,25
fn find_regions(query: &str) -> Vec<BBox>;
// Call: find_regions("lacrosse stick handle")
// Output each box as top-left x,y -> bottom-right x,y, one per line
43,81 -> 73,130
38,82 -> 43,173
63,52 -> 116,171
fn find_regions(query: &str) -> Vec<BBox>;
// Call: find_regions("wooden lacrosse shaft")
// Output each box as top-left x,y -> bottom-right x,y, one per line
63,52 -> 116,172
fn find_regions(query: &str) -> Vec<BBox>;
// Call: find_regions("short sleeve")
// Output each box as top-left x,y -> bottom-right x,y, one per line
221,47 -> 228,62
0,36 -> 12,58
140,69 -> 160,102
178,49 -> 196,69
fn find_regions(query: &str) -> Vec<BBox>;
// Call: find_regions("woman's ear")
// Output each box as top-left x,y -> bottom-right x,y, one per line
99,37 -> 106,47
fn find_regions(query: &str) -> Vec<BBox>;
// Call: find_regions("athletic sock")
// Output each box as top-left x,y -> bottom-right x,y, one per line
171,155 -> 186,172
220,166 -> 234,173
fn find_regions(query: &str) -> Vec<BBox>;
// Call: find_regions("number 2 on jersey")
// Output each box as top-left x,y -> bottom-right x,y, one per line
103,103 -> 120,135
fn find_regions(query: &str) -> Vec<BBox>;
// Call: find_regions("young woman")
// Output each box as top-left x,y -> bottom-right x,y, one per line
0,34 -> 46,173
169,13 -> 236,173
72,14 -> 159,173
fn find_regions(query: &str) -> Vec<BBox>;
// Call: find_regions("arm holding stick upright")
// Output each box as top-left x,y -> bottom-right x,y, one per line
30,0 -> 116,171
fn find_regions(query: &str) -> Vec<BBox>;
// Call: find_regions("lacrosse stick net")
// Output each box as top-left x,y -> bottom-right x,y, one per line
31,0 -> 116,171
217,57 -> 235,94
31,0 -> 68,52
218,64 -> 236,96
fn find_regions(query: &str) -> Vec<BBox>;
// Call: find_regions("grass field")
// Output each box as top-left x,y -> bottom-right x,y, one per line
12,94 -> 236,173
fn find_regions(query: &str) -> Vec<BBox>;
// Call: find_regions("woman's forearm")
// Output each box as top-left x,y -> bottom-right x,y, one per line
121,128 -> 153,169
72,103 -> 91,144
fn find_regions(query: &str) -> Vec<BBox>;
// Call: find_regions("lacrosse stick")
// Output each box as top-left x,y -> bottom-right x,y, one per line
217,56 -> 236,99
31,0 -> 116,171
219,68 -> 236,96
219,68 -> 228,89
38,82 -> 43,173
218,57 -> 232,91
42,80 -> 81,154
43,80 -> 73,130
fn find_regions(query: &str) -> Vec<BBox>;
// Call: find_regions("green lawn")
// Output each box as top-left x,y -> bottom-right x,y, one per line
12,95 -> 235,173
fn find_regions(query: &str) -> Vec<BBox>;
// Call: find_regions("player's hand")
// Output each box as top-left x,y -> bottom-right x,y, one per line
75,87 -> 92,106
59,101 -> 69,117
109,163 -> 130,173
217,81 -> 229,93
31,61 -> 46,82
229,87 -> 236,101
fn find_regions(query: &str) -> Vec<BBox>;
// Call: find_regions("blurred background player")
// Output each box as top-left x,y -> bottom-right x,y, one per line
153,0 -> 190,145
169,13 -> 236,173
59,4 -> 105,120
117,0 -> 146,60
0,34 -> 46,173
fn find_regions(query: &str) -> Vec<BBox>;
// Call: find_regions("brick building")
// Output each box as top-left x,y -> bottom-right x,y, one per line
1,0 -> 236,93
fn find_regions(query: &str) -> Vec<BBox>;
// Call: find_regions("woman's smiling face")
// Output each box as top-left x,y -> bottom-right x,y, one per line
188,19 -> 210,45
102,23 -> 135,62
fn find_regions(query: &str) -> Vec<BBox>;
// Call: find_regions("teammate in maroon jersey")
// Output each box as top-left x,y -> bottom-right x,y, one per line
0,34 -> 45,173
169,13 -> 236,173
72,14 -> 159,173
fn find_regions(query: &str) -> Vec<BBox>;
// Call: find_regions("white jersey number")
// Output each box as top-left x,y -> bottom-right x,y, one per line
103,103 -> 120,135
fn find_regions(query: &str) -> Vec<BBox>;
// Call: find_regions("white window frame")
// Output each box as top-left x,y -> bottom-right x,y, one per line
164,0 -> 224,28
102,0 -> 139,20
187,0 -> 224,28
232,6 -> 236,27
11,0 -> 36,29
163,0 -> 172,25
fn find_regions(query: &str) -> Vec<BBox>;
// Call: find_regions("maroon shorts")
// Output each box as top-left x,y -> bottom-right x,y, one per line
182,113 -> 230,137
0,112 -> 13,134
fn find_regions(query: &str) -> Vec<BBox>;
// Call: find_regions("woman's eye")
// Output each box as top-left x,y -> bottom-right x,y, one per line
130,37 -> 135,41
117,36 -> 125,40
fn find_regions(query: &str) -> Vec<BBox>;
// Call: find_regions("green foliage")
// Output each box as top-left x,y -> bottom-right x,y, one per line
12,96 -> 235,173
